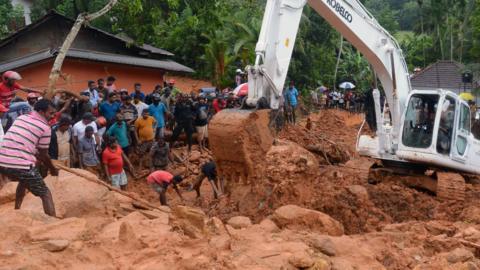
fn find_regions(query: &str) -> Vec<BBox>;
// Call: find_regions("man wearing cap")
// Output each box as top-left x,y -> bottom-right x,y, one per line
73,112 -> 100,151
148,93 -> 168,138
49,116 -> 73,167
146,170 -> 184,206
0,104 -> 8,142
0,99 -> 58,216
235,69 -> 244,87
0,70 -> 41,108
164,79 -> 181,98
27,92 -> 40,108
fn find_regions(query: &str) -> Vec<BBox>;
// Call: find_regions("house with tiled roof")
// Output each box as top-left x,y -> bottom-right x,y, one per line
0,10 -> 193,92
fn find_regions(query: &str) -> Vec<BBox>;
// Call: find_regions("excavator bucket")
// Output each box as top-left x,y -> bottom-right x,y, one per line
208,109 -> 274,181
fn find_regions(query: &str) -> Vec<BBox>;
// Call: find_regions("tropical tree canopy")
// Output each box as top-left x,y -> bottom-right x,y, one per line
0,0 -> 479,92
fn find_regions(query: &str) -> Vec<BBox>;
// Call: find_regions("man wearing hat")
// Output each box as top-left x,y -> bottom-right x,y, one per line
27,92 -> 40,109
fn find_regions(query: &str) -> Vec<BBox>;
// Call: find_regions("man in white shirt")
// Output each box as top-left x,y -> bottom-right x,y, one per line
133,93 -> 149,118
73,112 -> 100,150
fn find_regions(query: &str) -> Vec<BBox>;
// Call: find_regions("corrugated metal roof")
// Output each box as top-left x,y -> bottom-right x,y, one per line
411,60 -> 475,91
0,49 -> 194,73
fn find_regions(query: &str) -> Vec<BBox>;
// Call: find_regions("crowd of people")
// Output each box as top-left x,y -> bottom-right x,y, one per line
0,71 -> 227,216
309,87 -> 366,113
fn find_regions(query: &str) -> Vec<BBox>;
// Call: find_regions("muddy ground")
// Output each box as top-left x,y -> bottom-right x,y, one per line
1,109 -> 480,269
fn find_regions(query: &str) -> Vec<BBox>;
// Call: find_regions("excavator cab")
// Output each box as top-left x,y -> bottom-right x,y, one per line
397,89 -> 477,171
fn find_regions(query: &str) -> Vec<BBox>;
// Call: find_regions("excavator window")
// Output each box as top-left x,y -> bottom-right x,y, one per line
456,104 -> 471,155
402,94 -> 439,148
436,97 -> 456,155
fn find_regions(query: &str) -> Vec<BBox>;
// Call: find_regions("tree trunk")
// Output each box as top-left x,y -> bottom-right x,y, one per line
45,0 -> 118,99
333,36 -> 343,91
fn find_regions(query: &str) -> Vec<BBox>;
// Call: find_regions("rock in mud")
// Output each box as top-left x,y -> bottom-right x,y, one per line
347,185 -> 369,201
172,205 -> 207,238
461,206 -> 480,224
272,205 -> 344,236
227,216 -> 252,229
0,182 -> 17,204
209,235 -> 231,250
43,239 -> 69,252
207,217 -> 228,235
258,219 -> 280,233
28,217 -> 87,241
446,248 -> 474,263
312,236 -> 337,256
289,251 -> 314,268
188,151 -> 202,162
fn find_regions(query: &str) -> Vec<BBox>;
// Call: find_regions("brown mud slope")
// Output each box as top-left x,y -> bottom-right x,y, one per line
194,110 -> 480,236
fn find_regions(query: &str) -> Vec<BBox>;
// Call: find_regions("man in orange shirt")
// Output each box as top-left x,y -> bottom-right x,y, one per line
146,170 -> 184,205
135,110 -> 157,168
102,136 -> 134,190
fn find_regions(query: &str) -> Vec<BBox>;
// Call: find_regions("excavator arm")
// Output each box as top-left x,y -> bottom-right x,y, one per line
210,0 -> 412,179
248,0 -> 411,148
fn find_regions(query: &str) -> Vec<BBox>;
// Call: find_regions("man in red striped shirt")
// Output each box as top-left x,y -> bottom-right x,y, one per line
0,99 -> 58,216
0,71 -> 41,108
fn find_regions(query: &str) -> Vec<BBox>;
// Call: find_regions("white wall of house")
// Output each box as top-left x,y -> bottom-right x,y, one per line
10,0 -> 32,25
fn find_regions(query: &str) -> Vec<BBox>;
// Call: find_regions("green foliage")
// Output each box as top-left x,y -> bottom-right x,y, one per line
0,0 -> 24,39
17,0 -> 480,92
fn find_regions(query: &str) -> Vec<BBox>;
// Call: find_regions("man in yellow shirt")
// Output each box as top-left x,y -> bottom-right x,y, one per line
134,110 -> 157,168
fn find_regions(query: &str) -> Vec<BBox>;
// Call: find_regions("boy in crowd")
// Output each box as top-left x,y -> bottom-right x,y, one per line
146,170 -> 184,206
102,136 -> 134,190
150,136 -> 173,171
78,126 -> 100,174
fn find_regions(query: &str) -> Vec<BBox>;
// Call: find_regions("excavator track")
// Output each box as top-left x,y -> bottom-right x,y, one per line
368,161 -> 466,201
436,172 -> 465,201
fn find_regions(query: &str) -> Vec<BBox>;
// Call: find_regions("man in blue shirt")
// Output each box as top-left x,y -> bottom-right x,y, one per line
130,83 -> 145,102
284,81 -> 299,124
100,92 -> 121,125
148,93 -> 168,138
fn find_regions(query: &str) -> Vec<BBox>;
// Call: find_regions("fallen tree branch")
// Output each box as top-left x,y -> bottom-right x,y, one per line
54,163 -> 169,214
46,0 -> 118,98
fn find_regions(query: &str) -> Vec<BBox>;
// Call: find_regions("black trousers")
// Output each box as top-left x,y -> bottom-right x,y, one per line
171,120 -> 194,149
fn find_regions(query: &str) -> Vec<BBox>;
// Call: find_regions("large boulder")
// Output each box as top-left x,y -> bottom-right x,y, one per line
27,217 -> 87,241
272,205 -> 344,236
20,170 -> 119,218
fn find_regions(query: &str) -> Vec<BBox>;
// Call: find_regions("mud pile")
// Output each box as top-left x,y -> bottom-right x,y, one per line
279,110 -> 363,164
2,109 -> 480,269
2,175 -> 480,270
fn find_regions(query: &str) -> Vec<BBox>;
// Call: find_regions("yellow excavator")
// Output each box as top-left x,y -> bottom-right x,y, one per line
209,0 -> 480,201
